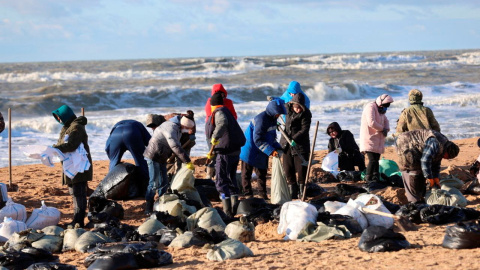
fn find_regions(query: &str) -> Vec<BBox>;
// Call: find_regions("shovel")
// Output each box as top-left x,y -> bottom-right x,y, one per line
276,125 -> 309,167
353,202 -> 417,232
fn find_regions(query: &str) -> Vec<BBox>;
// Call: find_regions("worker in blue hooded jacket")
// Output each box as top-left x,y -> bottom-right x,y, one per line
240,98 -> 287,200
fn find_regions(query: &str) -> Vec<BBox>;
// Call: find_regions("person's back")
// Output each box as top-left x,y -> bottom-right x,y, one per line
396,89 -> 440,135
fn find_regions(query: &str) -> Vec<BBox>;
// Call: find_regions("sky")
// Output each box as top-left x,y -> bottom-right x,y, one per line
0,0 -> 479,63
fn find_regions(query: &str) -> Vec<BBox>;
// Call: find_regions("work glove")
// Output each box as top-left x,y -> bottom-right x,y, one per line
427,178 -> 440,189
211,138 -> 220,146
166,156 -> 175,163
290,140 -> 297,147
271,150 -> 283,158
382,128 -> 389,137
206,152 -> 215,160
334,147 -> 342,154
185,162 -> 195,171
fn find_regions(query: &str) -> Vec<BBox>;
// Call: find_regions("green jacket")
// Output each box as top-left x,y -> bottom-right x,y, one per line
53,116 -> 93,185
395,104 -> 440,135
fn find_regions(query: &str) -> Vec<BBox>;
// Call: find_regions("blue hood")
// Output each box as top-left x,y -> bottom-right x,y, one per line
169,115 -> 181,125
280,81 -> 311,109
265,98 -> 286,117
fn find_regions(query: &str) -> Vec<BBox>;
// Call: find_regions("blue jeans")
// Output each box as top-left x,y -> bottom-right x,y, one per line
145,158 -> 168,202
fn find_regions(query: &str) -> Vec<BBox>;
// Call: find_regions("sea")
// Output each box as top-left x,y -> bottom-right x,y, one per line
0,49 -> 479,168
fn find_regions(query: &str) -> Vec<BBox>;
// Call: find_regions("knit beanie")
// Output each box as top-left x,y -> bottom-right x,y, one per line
444,141 -> 460,159
210,92 -> 224,106
180,116 -> 195,128
409,89 -> 423,104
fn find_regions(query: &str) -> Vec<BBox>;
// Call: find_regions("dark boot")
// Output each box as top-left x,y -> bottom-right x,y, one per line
145,199 -> 154,215
231,195 -> 239,216
222,198 -> 233,218
288,184 -> 299,200
299,184 -> 305,199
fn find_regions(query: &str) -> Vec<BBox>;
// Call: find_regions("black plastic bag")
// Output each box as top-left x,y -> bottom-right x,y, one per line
154,211 -> 186,230
358,226 -> 410,252
26,262 -> 77,270
335,184 -> 367,197
85,252 -> 138,270
395,203 -> 428,224
90,163 -> 141,200
305,182 -> 326,198
317,212 -> 363,234
308,192 -> 346,210
158,229 -> 177,246
442,220 -> 480,249
420,205 -> 466,225
192,227 -> 227,244
135,249 -> 173,268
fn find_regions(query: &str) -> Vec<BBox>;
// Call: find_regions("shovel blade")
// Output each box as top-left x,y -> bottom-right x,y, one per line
396,216 -> 418,232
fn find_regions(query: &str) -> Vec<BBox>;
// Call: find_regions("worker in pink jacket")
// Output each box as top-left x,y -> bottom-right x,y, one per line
359,94 -> 394,187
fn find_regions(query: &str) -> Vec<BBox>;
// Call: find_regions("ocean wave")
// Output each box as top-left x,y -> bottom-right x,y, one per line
305,81 -> 404,101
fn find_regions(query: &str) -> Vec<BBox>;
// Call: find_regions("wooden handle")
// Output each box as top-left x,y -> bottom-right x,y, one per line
361,207 -> 397,219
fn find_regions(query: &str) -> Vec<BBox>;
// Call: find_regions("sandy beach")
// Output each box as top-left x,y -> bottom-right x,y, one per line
0,137 -> 479,270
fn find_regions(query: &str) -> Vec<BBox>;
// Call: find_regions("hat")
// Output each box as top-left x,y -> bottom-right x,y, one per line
210,92 -> 224,106
408,89 -> 423,104
444,141 -> 460,159
52,105 -> 76,125
289,93 -> 306,111
375,94 -> 394,107
146,114 -> 165,128
180,116 -> 195,128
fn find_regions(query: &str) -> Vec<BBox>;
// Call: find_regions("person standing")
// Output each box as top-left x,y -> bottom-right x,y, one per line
204,84 -> 237,179
395,89 -> 440,135
205,92 -> 246,216
105,120 -> 153,194
280,93 -> 311,199
240,98 -> 286,200
52,105 -> 93,227
327,122 -> 365,172
0,111 -> 4,134
143,115 -> 195,214
395,129 -> 459,203
359,94 -> 394,186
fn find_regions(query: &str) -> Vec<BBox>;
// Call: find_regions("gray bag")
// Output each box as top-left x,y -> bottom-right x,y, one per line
206,238 -> 254,261
270,157 -> 291,205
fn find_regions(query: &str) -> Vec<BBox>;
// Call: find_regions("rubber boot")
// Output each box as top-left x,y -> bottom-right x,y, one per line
288,184 -> 299,200
221,198 -> 233,218
299,184 -> 305,199
231,195 -> 239,216
145,199 -> 154,215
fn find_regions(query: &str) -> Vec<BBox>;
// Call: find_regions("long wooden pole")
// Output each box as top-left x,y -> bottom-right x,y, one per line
8,108 -> 12,186
301,121 -> 319,201
81,107 -> 85,116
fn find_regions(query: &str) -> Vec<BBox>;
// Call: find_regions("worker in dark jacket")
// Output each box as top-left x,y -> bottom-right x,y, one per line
280,93 -> 311,199
395,129 -> 459,203
206,92 -> 246,216
52,105 -> 93,228
327,122 -> 366,172
105,120 -> 152,193
240,98 -> 286,200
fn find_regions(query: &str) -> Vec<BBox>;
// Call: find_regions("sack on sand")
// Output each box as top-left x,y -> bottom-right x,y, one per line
0,197 -> 27,222
137,218 -> 166,235
206,238 -> 254,261
74,231 -> 113,253
270,157 -> 291,205
379,158 -> 400,177
31,234 -> 63,253
90,163 -> 140,200
354,194 -> 394,229
4,229 -> 45,252
440,175 -> 465,189
322,151 -> 339,176
62,227 -> 86,251
154,193 -> 197,217
187,207 -> 226,232
334,200 -> 368,230
426,189 -> 463,207
441,186 -> 468,207
296,221 -> 351,242
324,201 -> 347,214
358,225 -> 410,252
224,217 -> 255,243
171,166 -> 204,207
0,217 -> 28,242
442,220 -> 480,249
169,231 -> 207,248
41,226 -> 64,236
277,201 -> 318,240
25,201 -> 61,230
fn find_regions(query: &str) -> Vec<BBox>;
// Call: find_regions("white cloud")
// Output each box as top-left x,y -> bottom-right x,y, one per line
204,0 -> 230,13
164,23 -> 183,34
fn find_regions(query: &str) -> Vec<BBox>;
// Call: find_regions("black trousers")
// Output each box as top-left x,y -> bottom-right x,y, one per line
282,147 -> 308,185
241,161 -> 267,196
365,152 -> 381,182
339,150 -> 366,171
68,181 -> 87,226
